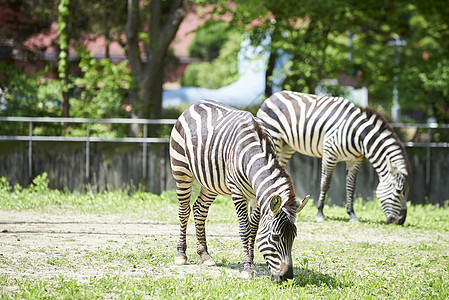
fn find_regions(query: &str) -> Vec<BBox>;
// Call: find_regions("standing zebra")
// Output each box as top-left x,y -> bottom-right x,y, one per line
257,91 -> 410,225
170,100 -> 308,282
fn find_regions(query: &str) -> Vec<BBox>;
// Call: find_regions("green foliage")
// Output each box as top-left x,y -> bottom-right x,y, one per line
0,62 -> 62,135
0,174 -> 178,215
182,30 -> 241,89
0,63 -> 60,118
221,0 -> 354,95
188,20 -> 231,61
209,0 -> 449,122
0,48 -> 136,136
57,0 -> 70,80
70,48 -> 135,119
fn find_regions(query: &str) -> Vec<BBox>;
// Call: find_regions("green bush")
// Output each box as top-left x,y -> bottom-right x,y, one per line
188,20 -> 231,62
0,48 -> 136,137
182,31 -> 241,89
0,62 -> 61,119
0,62 -> 62,135
70,48 -> 135,120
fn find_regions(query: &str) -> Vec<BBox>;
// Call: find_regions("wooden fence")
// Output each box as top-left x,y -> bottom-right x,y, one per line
1,117 -> 448,205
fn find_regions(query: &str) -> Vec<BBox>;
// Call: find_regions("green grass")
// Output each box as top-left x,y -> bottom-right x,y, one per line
0,174 -> 448,299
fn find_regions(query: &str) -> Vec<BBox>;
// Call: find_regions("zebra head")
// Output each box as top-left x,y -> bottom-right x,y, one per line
256,195 -> 309,282
376,172 -> 409,225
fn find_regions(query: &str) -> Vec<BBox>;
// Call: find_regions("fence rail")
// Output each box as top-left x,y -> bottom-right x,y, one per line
0,116 -> 177,125
0,117 -> 176,180
1,117 -> 448,187
391,122 -> 449,149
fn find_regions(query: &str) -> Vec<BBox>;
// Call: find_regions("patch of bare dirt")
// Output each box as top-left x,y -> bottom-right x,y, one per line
1,210 -> 448,283
0,210 -> 242,282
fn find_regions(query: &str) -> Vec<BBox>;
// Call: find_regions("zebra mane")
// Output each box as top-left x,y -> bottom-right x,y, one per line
253,118 -> 298,221
363,107 -> 411,175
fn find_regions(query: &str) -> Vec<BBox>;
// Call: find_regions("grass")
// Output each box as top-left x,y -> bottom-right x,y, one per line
0,173 -> 448,299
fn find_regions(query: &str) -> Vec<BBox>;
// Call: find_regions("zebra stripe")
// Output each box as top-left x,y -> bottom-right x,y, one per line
257,91 -> 410,225
170,99 -> 307,282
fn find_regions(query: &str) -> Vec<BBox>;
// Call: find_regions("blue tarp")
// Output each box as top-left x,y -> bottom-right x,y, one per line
162,37 -> 270,108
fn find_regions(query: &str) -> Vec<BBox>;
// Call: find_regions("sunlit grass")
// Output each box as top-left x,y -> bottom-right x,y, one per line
1,174 -> 448,299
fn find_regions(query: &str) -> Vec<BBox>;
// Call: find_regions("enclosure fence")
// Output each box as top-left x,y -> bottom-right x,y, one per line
0,116 -> 176,181
0,117 -> 448,188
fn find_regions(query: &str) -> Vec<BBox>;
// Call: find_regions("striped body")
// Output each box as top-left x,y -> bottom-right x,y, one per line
257,91 -> 409,224
170,100 -> 305,281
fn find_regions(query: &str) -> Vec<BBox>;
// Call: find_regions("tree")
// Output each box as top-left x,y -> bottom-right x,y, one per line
0,0 -> 56,56
57,0 -> 70,118
399,1 -> 449,123
209,0 -> 449,123
125,0 -> 185,123
56,0 -> 128,118
83,0 -> 127,59
213,0 -> 357,95
182,21 -> 241,89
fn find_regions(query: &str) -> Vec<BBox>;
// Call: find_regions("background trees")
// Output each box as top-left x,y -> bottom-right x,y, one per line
209,0 -> 449,123
1,0 -> 448,125
125,0 -> 185,122
181,20 -> 241,89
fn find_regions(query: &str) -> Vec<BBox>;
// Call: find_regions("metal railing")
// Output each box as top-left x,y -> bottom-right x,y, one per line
0,116 -> 177,180
0,117 -> 448,185
391,122 -> 449,187
391,122 -> 449,148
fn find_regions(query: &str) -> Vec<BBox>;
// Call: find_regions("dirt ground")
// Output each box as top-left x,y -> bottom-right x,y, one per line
0,210 -> 243,282
1,210 -> 448,284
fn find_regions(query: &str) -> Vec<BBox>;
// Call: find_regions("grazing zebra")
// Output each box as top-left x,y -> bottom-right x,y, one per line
257,91 -> 410,225
170,99 -> 309,282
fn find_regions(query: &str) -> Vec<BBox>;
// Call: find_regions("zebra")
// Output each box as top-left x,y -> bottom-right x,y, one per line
256,90 -> 410,225
169,99 -> 309,282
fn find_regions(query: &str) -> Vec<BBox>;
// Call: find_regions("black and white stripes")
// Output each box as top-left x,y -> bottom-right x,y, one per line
257,91 -> 409,224
170,99 -> 307,282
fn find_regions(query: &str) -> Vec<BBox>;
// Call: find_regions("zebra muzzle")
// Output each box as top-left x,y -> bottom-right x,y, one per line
386,207 -> 407,225
271,262 -> 293,282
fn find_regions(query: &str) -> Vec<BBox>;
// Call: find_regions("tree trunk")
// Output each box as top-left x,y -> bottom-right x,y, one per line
125,0 -> 185,135
137,60 -> 164,136
105,33 -> 110,59
61,90 -> 70,117
265,50 -> 277,97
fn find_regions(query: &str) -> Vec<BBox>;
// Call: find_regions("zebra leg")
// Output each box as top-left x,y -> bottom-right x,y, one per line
315,154 -> 337,222
345,159 -> 363,222
193,187 -> 218,266
174,178 -> 193,265
248,200 -> 260,270
232,195 -> 255,279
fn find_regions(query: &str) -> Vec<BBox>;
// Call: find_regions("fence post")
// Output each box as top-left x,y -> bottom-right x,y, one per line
425,127 -> 431,191
161,144 -> 166,192
143,123 -> 148,179
28,121 -> 33,179
86,122 -> 90,180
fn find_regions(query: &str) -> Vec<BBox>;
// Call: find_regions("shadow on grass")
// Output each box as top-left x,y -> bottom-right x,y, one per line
323,215 -> 388,226
320,216 -> 351,222
293,267 -> 349,288
215,262 -> 348,288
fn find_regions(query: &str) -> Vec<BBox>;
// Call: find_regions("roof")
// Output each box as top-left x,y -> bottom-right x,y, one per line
21,8 -> 207,63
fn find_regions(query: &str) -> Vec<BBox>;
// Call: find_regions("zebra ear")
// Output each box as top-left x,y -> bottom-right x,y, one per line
270,195 -> 282,214
296,195 -> 310,213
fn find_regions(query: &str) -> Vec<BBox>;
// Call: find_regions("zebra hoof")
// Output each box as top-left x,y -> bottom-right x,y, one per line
201,257 -> 216,266
174,254 -> 188,265
349,217 -> 359,223
241,270 -> 256,279
315,215 -> 325,223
